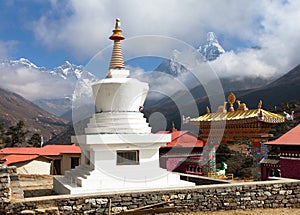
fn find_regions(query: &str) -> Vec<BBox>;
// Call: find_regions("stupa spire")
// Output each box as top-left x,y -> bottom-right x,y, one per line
109,18 -> 125,69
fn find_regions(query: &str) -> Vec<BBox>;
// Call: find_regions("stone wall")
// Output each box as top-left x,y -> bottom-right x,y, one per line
0,164 -> 23,213
3,179 -> 300,214
0,164 -> 11,209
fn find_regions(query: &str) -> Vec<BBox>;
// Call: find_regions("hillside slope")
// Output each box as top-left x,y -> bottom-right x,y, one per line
238,64 -> 300,109
0,87 -> 67,141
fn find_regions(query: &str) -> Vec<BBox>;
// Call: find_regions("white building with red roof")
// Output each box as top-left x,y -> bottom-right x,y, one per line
0,144 -> 81,175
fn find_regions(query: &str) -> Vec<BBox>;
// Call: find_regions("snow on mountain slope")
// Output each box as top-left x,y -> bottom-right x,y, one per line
0,58 -> 98,117
198,32 -> 225,61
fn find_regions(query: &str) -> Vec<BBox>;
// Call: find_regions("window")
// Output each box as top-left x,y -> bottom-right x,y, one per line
117,150 -> 139,165
71,157 -> 80,169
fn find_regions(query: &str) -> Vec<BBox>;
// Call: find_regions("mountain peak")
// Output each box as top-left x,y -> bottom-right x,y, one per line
51,61 -> 85,80
62,60 -> 73,67
198,32 -> 225,61
18,58 -> 39,68
207,32 -> 218,43
0,58 -> 41,69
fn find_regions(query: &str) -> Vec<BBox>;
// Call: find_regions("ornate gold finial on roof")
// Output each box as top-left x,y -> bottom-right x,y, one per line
227,92 -> 236,112
108,18 -> 125,69
217,102 -> 227,113
237,100 -> 248,111
115,18 -> 121,29
171,121 -> 175,130
109,18 -> 125,40
258,100 -> 263,109
206,106 -> 211,114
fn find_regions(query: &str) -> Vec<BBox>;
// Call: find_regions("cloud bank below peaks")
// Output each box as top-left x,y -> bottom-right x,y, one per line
0,65 -> 74,101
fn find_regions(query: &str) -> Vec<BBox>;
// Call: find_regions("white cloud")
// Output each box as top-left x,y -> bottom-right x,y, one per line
33,0 -> 300,79
210,49 -> 278,79
128,64 -> 203,101
208,0 -> 300,79
0,66 -> 74,100
33,1 -> 260,57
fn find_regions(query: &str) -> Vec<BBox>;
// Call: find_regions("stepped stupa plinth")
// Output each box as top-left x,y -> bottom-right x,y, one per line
53,19 -> 193,194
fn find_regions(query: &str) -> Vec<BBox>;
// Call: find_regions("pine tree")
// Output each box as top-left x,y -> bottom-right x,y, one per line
28,133 -> 42,147
6,120 -> 29,147
0,124 -> 6,148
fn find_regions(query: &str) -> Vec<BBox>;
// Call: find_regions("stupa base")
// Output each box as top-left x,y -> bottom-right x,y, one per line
54,165 -> 193,194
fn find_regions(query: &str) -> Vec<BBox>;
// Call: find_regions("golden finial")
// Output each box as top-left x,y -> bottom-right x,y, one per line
109,18 -> 125,40
108,18 -> 125,70
206,106 -> 211,114
237,100 -> 248,110
227,92 -> 236,111
258,100 -> 262,109
171,121 -> 175,130
115,18 -> 121,29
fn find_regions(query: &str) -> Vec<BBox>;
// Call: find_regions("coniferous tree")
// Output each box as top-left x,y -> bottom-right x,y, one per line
0,124 -> 6,148
28,133 -> 42,147
6,120 -> 29,147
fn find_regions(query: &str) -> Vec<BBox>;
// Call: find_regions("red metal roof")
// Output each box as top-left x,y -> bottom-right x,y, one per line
39,144 -> 81,155
158,129 -> 204,148
265,124 -> 300,145
0,144 -> 81,156
1,154 -> 40,165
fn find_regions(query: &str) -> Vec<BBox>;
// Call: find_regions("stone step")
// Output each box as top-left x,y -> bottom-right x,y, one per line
85,127 -> 152,134
90,118 -> 147,124
92,112 -> 144,119
86,122 -> 149,128
65,168 -> 90,181
64,165 -> 93,187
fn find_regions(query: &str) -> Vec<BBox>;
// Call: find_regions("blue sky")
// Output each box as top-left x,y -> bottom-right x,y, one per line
1,1 -> 300,77
0,1 -> 79,68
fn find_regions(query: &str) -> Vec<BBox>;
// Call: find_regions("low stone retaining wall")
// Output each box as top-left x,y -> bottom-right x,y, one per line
0,165 -> 11,206
0,164 -> 23,214
3,178 -> 300,214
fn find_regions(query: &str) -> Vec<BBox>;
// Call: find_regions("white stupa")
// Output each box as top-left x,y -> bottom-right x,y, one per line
53,19 -> 194,194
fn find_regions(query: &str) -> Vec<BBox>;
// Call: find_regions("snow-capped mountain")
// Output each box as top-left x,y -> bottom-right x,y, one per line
0,58 -> 98,118
0,58 -> 96,82
50,61 -> 85,80
154,32 -> 225,77
0,58 -> 45,71
198,32 -> 225,61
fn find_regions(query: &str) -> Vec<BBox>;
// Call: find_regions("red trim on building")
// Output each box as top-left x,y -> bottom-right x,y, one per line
265,124 -> 300,145
1,154 -> 51,165
158,129 -> 204,148
0,144 -> 81,156
262,124 -> 300,180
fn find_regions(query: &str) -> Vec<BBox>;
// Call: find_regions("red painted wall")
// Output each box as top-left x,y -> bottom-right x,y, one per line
280,158 -> 300,179
166,157 -> 185,172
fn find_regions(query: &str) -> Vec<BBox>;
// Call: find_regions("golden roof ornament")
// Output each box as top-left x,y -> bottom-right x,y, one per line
237,100 -> 248,111
109,18 -> 125,40
217,102 -> 227,113
108,18 -> 125,70
115,18 -> 121,29
227,92 -> 236,112
206,106 -> 211,114
171,121 -> 176,130
258,100 -> 263,109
